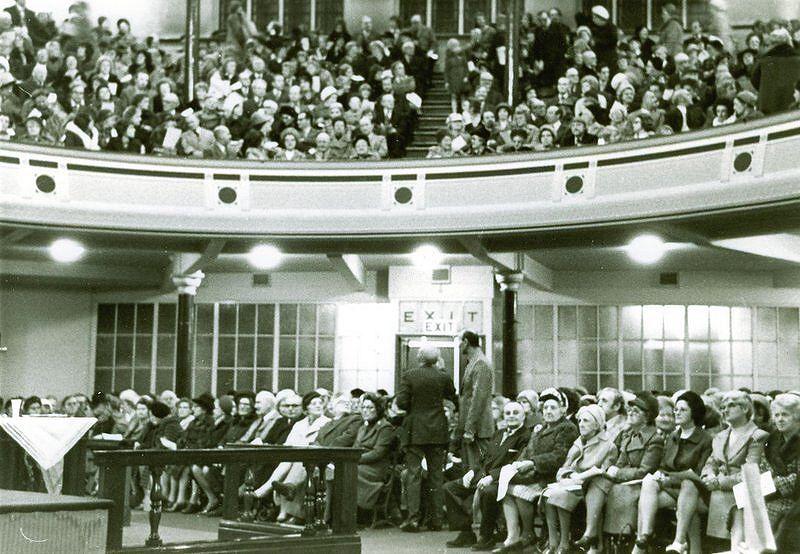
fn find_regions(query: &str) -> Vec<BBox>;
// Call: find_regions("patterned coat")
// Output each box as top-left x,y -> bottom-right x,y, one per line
760,428 -> 800,528
457,353 -> 495,439
513,418 -> 579,485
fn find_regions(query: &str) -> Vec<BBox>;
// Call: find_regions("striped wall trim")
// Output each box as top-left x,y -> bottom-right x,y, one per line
426,164 -> 556,181
29,159 -> 58,168
564,161 -> 590,170
596,142 -> 726,167
249,173 -> 381,182
391,174 -> 418,181
767,126 -> 800,141
0,155 -> 19,165
733,136 -> 760,146
66,163 -> 204,179
213,174 -> 240,181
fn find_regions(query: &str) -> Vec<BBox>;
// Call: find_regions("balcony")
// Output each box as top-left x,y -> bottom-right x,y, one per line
2,111 -> 800,245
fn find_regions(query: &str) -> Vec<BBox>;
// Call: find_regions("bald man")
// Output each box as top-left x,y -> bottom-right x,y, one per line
396,345 -> 456,532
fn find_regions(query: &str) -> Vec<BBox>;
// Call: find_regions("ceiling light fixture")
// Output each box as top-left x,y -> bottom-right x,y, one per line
49,238 -> 85,263
626,234 -> 666,264
411,244 -> 443,268
247,244 -> 282,269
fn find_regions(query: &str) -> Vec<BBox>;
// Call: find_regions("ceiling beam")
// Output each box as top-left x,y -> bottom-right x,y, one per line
327,254 -> 367,291
2,229 -> 34,244
184,239 -> 227,274
0,259 -> 163,287
458,238 -> 554,290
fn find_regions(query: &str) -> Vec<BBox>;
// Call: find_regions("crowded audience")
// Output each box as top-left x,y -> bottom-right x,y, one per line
3,329 -> 800,554
0,2 -> 797,161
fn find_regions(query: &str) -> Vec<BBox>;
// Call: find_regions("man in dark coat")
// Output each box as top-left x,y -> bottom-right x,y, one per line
443,401 -> 531,548
5,0 -> 49,47
396,345 -> 456,532
752,28 -> 800,115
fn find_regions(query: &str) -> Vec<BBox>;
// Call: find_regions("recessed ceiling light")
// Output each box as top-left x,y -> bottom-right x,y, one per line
49,238 -> 85,263
626,234 -> 666,264
411,244 -> 443,268
247,244 -> 282,269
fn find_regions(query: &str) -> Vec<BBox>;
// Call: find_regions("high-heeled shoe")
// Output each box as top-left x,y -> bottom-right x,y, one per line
166,501 -> 187,512
574,535 -> 599,552
664,542 -> 687,553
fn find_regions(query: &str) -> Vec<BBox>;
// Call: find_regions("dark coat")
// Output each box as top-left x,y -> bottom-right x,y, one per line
444,51 -> 469,96
224,413 -> 256,443
660,426 -> 713,487
752,43 -> 800,115
512,418 -> 579,484
480,425 -> 531,480
396,366 -> 456,445
458,353 -> 495,439
142,415 -> 182,449
609,425 -> 664,482
5,6 -> 48,46
316,413 -> 362,447
263,416 -> 296,445
354,419 -> 395,467
211,415 -> 233,447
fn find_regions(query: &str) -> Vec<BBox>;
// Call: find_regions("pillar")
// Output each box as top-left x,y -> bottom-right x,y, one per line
496,272 -> 523,398
171,271 -> 204,397
505,0 -> 523,105
184,0 -> 201,102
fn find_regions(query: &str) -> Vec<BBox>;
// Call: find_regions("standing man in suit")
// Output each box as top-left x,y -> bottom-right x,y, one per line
444,401 -> 531,548
396,345 -> 456,532
458,330 -> 495,471
5,0 -> 48,47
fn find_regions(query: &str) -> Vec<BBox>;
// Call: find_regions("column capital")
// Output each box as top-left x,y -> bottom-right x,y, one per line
495,272 -> 524,292
172,270 -> 205,295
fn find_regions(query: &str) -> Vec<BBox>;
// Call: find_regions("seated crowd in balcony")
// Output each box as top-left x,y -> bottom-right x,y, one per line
0,3 -> 798,161
3,378 -> 800,553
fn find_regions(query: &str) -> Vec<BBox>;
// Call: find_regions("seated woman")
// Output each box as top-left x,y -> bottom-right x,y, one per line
632,391 -> 712,554
540,404 -> 617,554
584,392 -> 664,548
253,391 -> 331,523
515,389 -> 541,429
701,391 -> 769,550
760,393 -> 800,534
352,392 -> 395,515
496,388 -> 578,551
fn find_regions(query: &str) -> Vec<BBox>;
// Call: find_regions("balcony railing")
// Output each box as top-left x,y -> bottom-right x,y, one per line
2,111 -> 800,238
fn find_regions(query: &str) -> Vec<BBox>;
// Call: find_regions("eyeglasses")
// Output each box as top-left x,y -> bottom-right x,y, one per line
282,404 -> 301,408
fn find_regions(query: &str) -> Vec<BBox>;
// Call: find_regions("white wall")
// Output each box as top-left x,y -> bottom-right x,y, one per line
0,285 -> 94,398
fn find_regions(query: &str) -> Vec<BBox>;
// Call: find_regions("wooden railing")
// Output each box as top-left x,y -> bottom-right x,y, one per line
93,446 -> 361,552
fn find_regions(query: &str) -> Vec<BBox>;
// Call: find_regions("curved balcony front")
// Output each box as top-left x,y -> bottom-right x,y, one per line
2,112 -> 800,243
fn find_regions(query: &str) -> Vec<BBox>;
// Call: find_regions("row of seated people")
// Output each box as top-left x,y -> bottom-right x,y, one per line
5,383 -> 799,552
0,4 -> 799,162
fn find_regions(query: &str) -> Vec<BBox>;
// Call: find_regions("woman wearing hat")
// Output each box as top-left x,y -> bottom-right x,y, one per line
701,391 -> 768,550
273,127 -> 306,161
169,394 -> 216,514
494,388 -> 578,552
189,395 -> 236,516
632,391 -> 712,554
576,392 -> 664,550
732,90 -> 764,123
539,403 -> 616,554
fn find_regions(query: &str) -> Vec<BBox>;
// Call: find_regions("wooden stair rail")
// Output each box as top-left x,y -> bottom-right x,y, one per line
93,446 -> 361,551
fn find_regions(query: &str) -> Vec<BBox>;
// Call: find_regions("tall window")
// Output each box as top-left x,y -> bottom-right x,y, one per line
464,0 -> 491,29
251,0 -> 343,32
433,0 -> 459,34
400,0 -> 428,27
315,0 -> 345,34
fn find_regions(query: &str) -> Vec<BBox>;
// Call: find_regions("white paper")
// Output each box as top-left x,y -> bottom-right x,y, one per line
421,457 -> 428,471
451,135 -> 467,152
301,37 -> 310,51
468,60 -> 477,72
162,127 -> 181,149
619,478 -> 643,486
427,51 -> 439,60
497,464 -> 518,500
405,92 -> 422,109
119,73 -> 132,83
312,75 -> 321,93
108,82 -> 118,95
351,74 -> 364,82
462,469 -> 475,488
100,433 -> 123,441
160,437 -> 177,450
733,471 -> 776,509
263,141 -> 279,150
496,46 -> 507,66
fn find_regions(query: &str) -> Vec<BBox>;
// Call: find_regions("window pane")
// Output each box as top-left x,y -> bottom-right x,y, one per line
298,370 -> 316,392
645,373 -> 663,391
558,340 -> 578,373
117,304 -> 135,333
236,369 -> 254,391
711,374 -> 732,390
134,369 -> 150,393
778,308 -> 799,343
156,336 -> 175,367
665,374 -> 685,392
299,304 -> 317,335
217,370 -> 234,396
318,304 -> 336,335
278,370 -> 296,390
710,342 -> 731,375
95,369 -> 112,393
218,336 -> 236,368
158,304 -> 176,334
194,369 -> 212,396
578,343 -> 598,372
643,305 -> 663,339
257,336 -> 274,367
115,336 -> 133,368
534,340 -> 553,372
219,304 -> 237,335
688,342 -> 708,374
599,373 -> 618,389
318,337 -> 335,368
134,336 -> 152,368
599,341 -> 618,372
238,336 -> 255,368
257,304 -> 275,335
95,336 -> 114,367
255,369 -> 273,391
97,304 -> 116,333
690,374 -> 710,391
578,306 -> 597,338
196,304 -> 214,333
664,305 -> 685,340
298,337 -> 316,367
279,337 -> 297,367
137,304 -> 154,334
643,341 -> 663,373
432,0 -> 458,33
239,304 -> 256,334
580,372 -> 598,392
315,0 -> 344,32
280,304 -> 298,335
618,0 -> 647,31
599,306 -> 618,339
664,341 -> 684,373
621,306 -> 641,339
195,334 -> 213,368
731,307 -> 752,340
317,370 -> 334,391
688,306 -> 709,340
156,369 -> 174,392
624,373 -> 643,390
778,342 -> 799,375
464,0 -> 491,28
115,368 -> 132,390
709,307 -> 730,340
757,307 -> 777,341
732,342 -> 752,373
558,306 -> 577,339
623,342 -> 642,373
534,306 -> 553,339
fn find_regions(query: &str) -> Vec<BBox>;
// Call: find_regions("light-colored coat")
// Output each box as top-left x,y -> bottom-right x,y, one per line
457,352 -> 495,439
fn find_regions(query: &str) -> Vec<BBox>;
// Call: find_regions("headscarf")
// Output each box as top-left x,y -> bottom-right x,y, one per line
577,403 -> 606,430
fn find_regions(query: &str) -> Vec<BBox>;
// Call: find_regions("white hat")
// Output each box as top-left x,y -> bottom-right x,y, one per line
263,99 -> 278,112
320,85 -> 338,102
591,5 -> 610,20
610,73 -> 629,92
